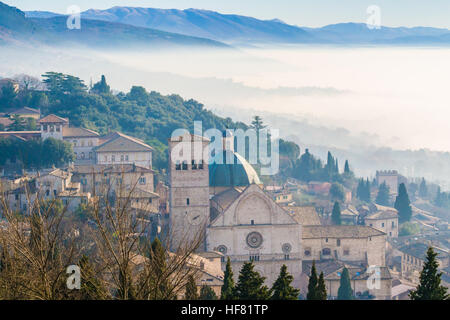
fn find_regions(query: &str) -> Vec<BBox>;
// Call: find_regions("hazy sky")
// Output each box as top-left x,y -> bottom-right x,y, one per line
4,0 -> 450,28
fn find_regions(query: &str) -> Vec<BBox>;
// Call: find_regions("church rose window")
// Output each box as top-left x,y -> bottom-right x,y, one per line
216,245 -> 227,255
282,243 -> 292,254
246,232 -> 263,248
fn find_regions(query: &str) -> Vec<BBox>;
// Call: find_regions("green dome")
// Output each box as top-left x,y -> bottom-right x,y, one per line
209,150 -> 261,187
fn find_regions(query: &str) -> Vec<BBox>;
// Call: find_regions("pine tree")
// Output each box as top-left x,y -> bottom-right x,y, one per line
233,261 -> 271,300
395,183 -> 412,222
306,261 -> 318,300
419,178 -> 428,198
199,285 -> 218,300
331,201 -> 342,225
409,247 -> 449,300
337,268 -> 353,300
365,178 -> 371,202
221,257 -> 235,300
184,275 -> 199,300
375,182 -> 390,206
316,272 -> 327,300
78,255 -> 109,299
270,264 -> 300,300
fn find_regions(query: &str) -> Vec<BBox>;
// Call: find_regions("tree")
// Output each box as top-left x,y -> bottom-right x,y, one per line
316,272 -> 327,300
375,182 -> 390,206
330,183 -> 345,201
199,285 -> 218,300
270,264 -> 299,300
91,75 -> 111,94
77,255 -> 109,299
233,261 -> 271,300
306,261 -> 318,300
331,201 -> 342,225
394,183 -> 412,222
221,257 -> 235,300
409,247 -> 449,300
250,115 -> 267,164
419,178 -> 428,198
337,268 -> 353,300
356,178 -> 371,202
184,275 -> 199,300
344,160 -> 350,174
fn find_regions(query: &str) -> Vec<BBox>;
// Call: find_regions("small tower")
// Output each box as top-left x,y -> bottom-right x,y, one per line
38,114 -> 69,140
168,133 -> 210,251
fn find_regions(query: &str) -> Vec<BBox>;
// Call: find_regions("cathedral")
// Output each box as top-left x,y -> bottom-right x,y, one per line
168,132 -> 389,295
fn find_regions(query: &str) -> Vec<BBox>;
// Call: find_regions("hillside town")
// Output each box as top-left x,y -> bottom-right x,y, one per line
1,96 -> 448,300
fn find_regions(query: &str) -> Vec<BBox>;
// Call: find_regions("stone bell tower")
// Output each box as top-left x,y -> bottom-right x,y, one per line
168,133 -> 210,251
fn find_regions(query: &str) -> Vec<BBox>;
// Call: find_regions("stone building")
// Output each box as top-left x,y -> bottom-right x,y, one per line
376,170 -> 407,195
365,209 -> 399,238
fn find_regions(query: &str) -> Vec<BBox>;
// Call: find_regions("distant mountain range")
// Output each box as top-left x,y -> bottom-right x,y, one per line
0,2 -> 228,48
24,6 -> 450,45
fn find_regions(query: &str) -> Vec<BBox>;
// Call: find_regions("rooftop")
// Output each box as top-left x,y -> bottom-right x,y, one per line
9,107 -> 40,115
302,225 -> 386,239
95,132 -> 153,152
63,127 -> 100,138
283,206 -> 321,226
38,114 -> 69,124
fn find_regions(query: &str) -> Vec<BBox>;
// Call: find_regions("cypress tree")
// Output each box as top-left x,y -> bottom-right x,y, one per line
270,264 -> 300,300
78,255 -> 109,300
409,247 -> 449,300
375,182 -> 390,206
306,261 -> 318,300
233,261 -> 271,300
344,160 -> 350,173
184,275 -> 199,300
395,183 -> 412,222
337,268 -> 353,300
316,272 -> 327,300
419,178 -> 428,198
221,257 -> 235,300
331,201 -> 342,225
365,178 -> 371,202
199,285 -> 218,300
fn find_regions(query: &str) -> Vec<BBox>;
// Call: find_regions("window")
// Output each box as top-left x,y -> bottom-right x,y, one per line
125,155 -> 129,161
175,161 -> 181,170
284,254 -> 290,260
198,160 -> 204,169
148,198 -> 152,204
186,198 -> 190,205
56,126 -> 60,132
249,255 -> 260,262
389,232 -> 392,236
370,224 -> 373,227
50,125 -> 54,132
112,155 -> 115,162
182,161 -> 188,170
337,239 -> 341,246
192,160 -> 198,170
251,220 -> 254,225
46,190 -> 50,196
81,152 -> 85,159
304,249 -> 311,256
382,222 -> 385,227
344,249 -> 350,256
15,194 -> 19,200
43,125 -> 48,131
121,155 -> 124,162
325,238 -> 328,243
392,221 -> 395,228
54,190 -> 57,196
139,177 -> 146,185
322,248 -> 331,255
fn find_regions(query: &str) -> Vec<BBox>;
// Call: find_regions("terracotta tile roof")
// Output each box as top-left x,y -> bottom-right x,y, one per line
9,107 -> 40,115
62,127 -> 99,138
366,210 -> 398,220
302,225 -> 386,239
73,164 -> 154,174
38,114 -> 69,124
95,132 -> 153,152
283,206 -> 321,226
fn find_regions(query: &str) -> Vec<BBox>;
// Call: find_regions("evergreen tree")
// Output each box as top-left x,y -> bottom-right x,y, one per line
92,75 -> 111,94
199,285 -> 218,300
419,178 -> 428,198
306,261 -> 318,300
331,201 -> 342,225
365,178 -> 371,202
337,268 -> 353,300
344,160 -> 350,174
409,247 -> 449,300
184,275 -> 199,300
270,264 -> 300,300
375,182 -> 390,206
394,183 -> 412,222
233,261 -> 271,300
316,272 -> 327,300
221,257 -> 235,300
